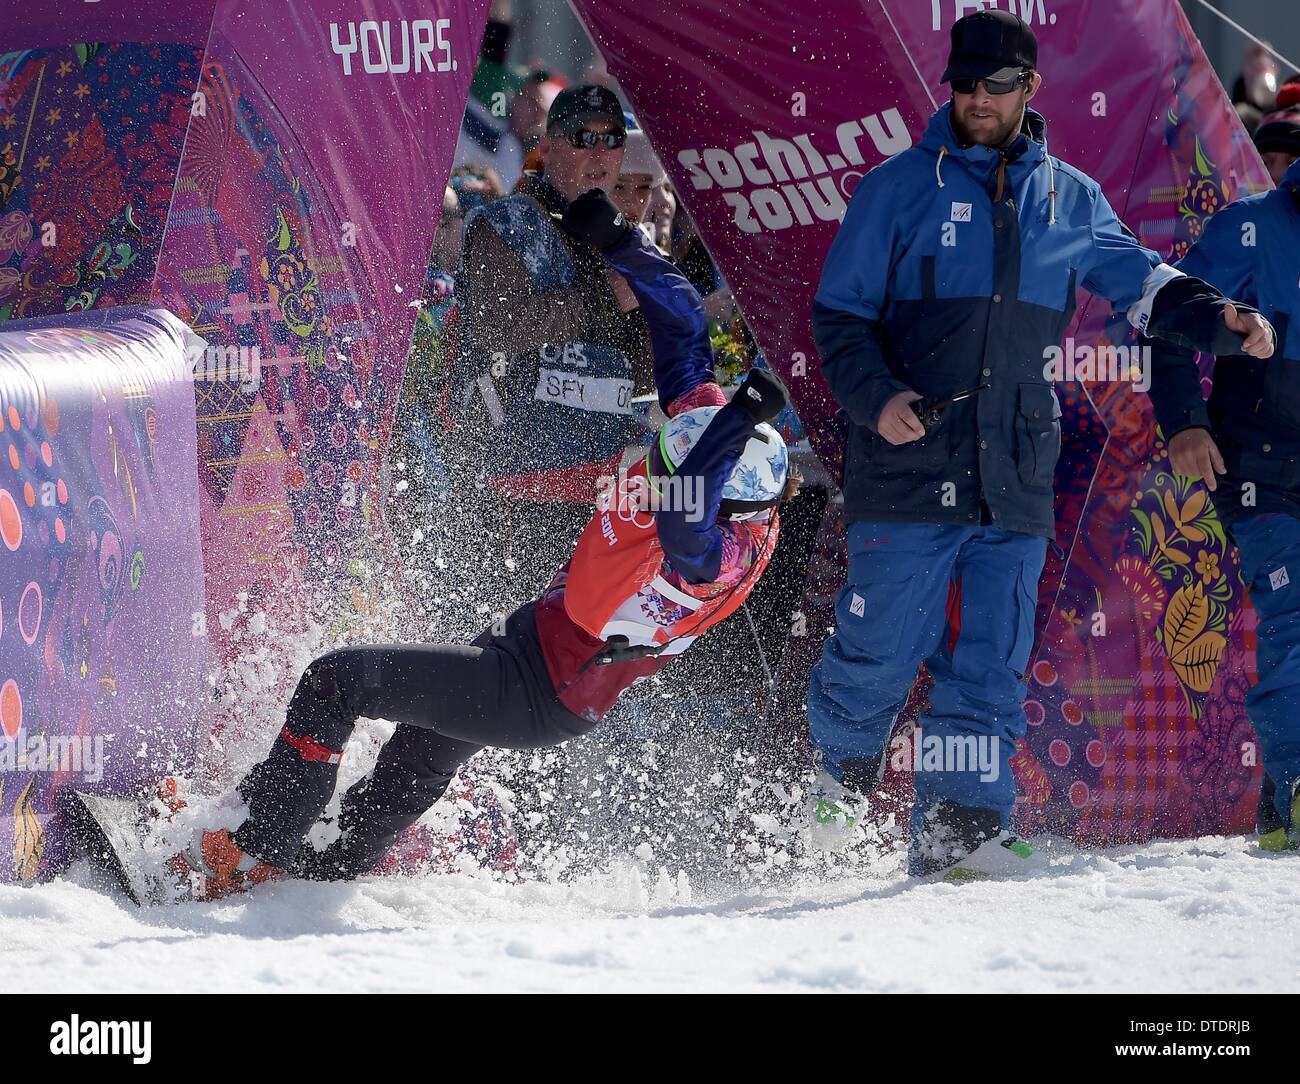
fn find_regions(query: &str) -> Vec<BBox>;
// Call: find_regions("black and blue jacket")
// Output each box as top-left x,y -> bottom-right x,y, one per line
814,103 -> 1245,538
1146,159 -> 1300,531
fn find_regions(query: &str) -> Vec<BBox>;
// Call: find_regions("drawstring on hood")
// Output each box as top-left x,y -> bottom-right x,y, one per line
1045,154 -> 1057,225
935,145 -> 948,189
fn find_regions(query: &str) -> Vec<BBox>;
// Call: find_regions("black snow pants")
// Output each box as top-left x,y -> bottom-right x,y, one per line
233,603 -> 595,878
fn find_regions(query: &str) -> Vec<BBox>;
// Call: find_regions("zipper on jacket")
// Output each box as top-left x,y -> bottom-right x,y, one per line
993,152 -> 1008,204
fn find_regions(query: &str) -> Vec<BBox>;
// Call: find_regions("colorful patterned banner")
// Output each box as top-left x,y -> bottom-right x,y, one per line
0,306 -> 206,881
151,0 -> 488,654
0,0 -> 489,878
575,0 -> 1273,842
1,0 -> 486,656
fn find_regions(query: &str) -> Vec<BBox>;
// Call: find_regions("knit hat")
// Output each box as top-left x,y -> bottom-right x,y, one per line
619,129 -> 668,186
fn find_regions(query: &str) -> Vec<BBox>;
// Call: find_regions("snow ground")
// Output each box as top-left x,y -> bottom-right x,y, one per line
3,834 -> 1296,994
7,591 -> 1292,995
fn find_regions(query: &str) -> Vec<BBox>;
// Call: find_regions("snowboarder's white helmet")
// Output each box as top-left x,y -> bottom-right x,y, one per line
649,406 -> 789,521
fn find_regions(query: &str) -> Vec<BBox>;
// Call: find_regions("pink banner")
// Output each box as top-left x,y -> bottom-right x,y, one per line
573,0 -> 934,473
150,0 -> 487,651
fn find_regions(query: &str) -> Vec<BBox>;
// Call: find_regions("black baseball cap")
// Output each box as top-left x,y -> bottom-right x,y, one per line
941,10 -> 1038,84
546,83 -> 626,136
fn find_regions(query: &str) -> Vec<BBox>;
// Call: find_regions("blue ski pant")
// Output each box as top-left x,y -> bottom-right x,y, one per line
808,521 -> 1046,826
1233,512 -> 1300,822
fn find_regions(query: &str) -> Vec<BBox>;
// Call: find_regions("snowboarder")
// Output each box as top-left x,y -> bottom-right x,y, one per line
181,189 -> 795,898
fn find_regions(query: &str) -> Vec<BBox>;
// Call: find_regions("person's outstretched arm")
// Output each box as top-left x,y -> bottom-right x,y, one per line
561,191 -> 788,583
561,189 -> 716,412
1081,183 -> 1273,359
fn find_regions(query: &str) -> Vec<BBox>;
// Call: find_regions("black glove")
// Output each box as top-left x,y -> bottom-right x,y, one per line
560,188 -> 635,251
729,368 -> 788,426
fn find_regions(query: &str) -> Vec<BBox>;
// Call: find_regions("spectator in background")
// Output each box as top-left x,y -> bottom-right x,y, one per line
389,182 -> 477,544
450,163 -> 506,213
452,0 -> 529,186
509,70 -> 565,158
448,84 -> 654,608
430,185 -> 466,277
1144,155 -> 1300,851
1236,101 -> 1263,139
1254,114 -> 1300,187
611,128 -> 666,234
1278,72 -> 1300,112
1233,43 -> 1281,113
646,182 -> 677,253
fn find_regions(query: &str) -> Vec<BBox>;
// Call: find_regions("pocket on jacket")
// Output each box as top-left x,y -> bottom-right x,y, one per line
1014,382 -> 1062,491
1234,436 -> 1300,492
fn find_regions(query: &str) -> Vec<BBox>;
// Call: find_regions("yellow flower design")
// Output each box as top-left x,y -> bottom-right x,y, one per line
1195,549 -> 1220,584
1152,513 -> 1191,566
1163,489 -> 1207,543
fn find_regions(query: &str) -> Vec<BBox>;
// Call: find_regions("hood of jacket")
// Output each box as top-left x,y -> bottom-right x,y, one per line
918,101 -> 1056,222
919,102 -> 1047,177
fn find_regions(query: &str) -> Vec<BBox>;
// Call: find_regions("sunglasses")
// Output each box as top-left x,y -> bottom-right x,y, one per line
564,129 -> 627,151
951,70 -> 1032,95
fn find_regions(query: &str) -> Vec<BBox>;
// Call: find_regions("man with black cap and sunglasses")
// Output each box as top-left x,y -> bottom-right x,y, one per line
448,84 -> 656,613
808,10 -> 1275,879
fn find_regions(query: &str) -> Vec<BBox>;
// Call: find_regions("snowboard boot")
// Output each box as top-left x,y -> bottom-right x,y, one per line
909,800 -> 1007,879
1258,773 -> 1300,852
807,753 -> 883,854
934,831 -> 1049,882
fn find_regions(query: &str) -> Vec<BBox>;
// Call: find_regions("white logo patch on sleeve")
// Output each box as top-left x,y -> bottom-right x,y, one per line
849,592 -> 865,617
950,202 -> 972,222
1270,566 -> 1290,591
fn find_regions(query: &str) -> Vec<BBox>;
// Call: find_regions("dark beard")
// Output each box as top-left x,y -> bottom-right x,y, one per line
951,105 -> 1025,149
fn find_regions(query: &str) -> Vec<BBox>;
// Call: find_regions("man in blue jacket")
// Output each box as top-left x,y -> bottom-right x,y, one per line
1146,159 -> 1300,853
809,10 -> 1275,878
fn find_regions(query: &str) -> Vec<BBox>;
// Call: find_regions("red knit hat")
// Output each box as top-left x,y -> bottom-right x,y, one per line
1278,75 -> 1300,110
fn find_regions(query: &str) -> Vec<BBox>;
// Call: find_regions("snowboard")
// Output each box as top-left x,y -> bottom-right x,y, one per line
57,778 -> 520,905
57,790 -> 169,906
